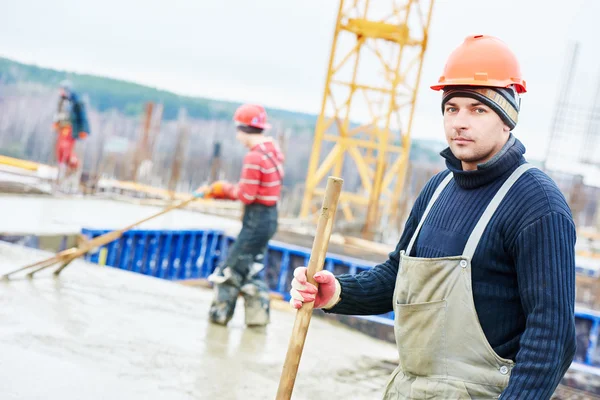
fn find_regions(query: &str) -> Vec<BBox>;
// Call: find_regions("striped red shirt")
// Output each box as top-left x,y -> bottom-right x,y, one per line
229,140 -> 285,206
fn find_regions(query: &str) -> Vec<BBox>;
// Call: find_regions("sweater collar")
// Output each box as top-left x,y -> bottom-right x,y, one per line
440,134 -> 526,189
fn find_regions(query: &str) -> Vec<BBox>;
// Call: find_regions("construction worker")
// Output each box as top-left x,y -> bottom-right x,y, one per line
290,35 -> 576,399
196,104 -> 285,327
53,79 -> 90,189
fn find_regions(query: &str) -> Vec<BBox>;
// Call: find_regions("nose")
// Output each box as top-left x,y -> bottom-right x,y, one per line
451,109 -> 470,131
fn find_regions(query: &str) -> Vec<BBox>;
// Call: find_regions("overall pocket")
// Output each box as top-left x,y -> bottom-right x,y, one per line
395,300 -> 447,377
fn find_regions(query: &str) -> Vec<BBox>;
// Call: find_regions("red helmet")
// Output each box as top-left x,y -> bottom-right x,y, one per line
233,104 -> 270,130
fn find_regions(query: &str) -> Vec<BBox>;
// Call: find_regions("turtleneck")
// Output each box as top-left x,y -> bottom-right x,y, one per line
439,134 -> 526,189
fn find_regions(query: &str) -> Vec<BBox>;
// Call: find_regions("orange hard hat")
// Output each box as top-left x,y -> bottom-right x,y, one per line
233,104 -> 270,130
431,35 -> 526,94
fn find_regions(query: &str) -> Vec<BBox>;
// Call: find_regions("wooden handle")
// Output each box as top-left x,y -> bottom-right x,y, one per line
276,176 -> 344,400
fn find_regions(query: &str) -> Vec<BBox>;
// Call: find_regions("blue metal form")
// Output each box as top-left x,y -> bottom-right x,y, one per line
80,228 -> 223,281
6,228 -> 596,369
574,307 -> 600,367
214,237 -> 396,326
78,228 -> 600,369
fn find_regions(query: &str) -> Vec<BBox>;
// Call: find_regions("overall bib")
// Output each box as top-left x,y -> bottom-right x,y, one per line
383,163 -> 534,399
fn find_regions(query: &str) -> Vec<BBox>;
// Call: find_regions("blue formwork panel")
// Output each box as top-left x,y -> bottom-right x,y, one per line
245,239 -> 378,302
81,228 -> 225,281
79,227 -> 600,368
216,236 -> 381,300
573,308 -> 600,368
265,240 -> 395,322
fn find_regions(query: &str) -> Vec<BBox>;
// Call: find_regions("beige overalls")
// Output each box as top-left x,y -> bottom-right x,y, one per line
383,163 -> 534,399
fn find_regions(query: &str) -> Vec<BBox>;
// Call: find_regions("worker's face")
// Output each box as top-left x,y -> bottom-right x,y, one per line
443,96 -> 510,171
236,129 -> 250,147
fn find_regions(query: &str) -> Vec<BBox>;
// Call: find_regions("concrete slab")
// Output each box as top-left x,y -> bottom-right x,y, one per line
0,242 -> 398,400
0,195 -> 242,236
0,170 -> 53,195
0,194 -> 395,266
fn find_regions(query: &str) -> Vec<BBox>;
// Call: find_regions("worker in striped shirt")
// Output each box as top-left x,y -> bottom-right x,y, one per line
200,104 -> 285,327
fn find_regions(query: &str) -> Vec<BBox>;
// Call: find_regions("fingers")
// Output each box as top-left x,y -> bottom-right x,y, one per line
292,267 -> 334,287
293,266 -> 308,284
313,270 -> 334,284
290,278 -> 317,303
291,277 -> 317,294
290,267 -> 318,309
289,298 -> 303,309
290,286 -> 314,301
290,267 -> 337,311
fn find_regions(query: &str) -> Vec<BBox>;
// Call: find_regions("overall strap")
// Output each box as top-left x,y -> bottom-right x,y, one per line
405,172 -> 454,256
462,163 -> 536,260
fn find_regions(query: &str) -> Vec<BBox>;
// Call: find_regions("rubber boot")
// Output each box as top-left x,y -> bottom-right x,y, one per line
241,279 -> 271,327
208,266 -> 242,326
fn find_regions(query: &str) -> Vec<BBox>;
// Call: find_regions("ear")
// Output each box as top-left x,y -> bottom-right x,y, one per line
502,124 -> 511,133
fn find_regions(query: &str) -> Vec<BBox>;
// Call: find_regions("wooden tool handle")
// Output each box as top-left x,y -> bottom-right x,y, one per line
276,176 -> 344,400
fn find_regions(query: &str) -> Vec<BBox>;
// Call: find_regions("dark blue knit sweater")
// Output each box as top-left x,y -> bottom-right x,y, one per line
327,135 -> 577,399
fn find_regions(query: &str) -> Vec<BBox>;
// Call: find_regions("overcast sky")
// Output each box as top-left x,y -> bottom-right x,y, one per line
1,0 -> 599,161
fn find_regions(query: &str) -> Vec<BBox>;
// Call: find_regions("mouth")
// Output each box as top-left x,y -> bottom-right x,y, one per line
453,137 -> 473,144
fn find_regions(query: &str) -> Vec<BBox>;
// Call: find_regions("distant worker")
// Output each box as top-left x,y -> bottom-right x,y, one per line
289,35 -> 576,399
53,79 -> 90,188
195,104 -> 285,327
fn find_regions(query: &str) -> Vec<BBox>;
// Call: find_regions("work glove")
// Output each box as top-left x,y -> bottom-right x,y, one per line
289,267 -> 341,310
206,180 -> 235,199
192,185 -> 208,198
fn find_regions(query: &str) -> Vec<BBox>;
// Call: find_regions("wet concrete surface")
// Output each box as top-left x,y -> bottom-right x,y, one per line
0,242 -> 398,399
0,168 -> 53,195
0,195 -> 242,236
0,193 -> 391,265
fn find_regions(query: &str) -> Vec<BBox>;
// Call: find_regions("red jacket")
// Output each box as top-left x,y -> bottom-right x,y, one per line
227,140 -> 285,206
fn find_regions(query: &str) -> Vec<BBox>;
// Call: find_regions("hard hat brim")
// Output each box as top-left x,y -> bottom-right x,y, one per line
431,79 -> 527,94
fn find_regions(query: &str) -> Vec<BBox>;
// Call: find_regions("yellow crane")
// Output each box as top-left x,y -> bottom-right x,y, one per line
300,0 -> 435,239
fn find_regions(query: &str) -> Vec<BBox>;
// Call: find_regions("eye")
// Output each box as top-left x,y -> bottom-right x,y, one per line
474,108 -> 487,114
445,106 -> 457,113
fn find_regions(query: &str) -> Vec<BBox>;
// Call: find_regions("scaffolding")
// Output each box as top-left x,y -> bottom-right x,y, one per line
299,0 -> 435,239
